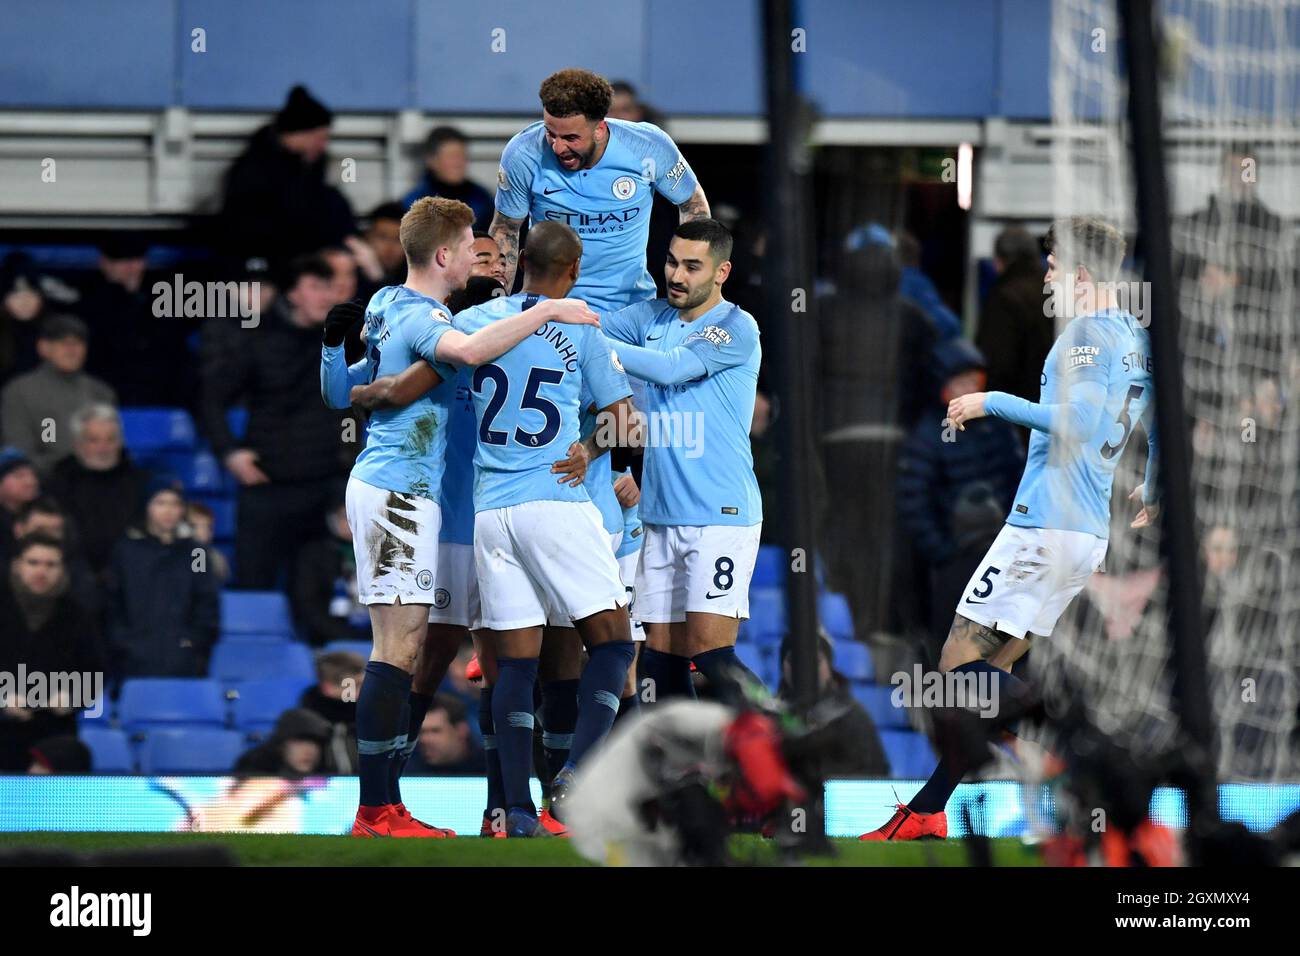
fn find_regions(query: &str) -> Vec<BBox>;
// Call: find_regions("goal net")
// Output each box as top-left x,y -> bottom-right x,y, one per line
1038,0 -> 1299,782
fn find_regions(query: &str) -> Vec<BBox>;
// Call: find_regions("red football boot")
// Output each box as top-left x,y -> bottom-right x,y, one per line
537,807 -> 570,837
350,805 -> 392,838
858,804 -> 948,841
388,803 -> 456,838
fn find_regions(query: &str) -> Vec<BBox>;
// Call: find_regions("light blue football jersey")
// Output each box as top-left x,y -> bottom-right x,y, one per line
456,293 -> 631,512
602,297 -> 762,527
438,368 -> 477,545
615,467 -> 643,560
579,381 -> 623,536
320,285 -> 457,499
991,308 -> 1154,540
495,119 -> 699,313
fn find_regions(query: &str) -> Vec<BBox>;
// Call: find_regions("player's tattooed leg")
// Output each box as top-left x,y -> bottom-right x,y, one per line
938,614 -> 1012,672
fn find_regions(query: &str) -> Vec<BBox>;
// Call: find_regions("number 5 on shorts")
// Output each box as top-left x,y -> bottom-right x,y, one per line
971,565 -> 1000,599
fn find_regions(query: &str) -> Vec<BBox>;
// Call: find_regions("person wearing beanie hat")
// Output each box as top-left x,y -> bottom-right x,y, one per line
104,471 -> 217,681
27,735 -> 92,774
0,314 -> 116,475
218,84 -> 354,270
234,707 -> 332,777
0,447 -> 40,561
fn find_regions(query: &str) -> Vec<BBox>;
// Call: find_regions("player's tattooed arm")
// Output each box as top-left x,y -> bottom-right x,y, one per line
677,184 -> 711,223
350,361 -> 443,411
489,211 -> 525,290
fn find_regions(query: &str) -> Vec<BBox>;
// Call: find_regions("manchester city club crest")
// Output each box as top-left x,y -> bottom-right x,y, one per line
612,176 -> 637,201
433,588 -> 451,609
416,569 -> 434,590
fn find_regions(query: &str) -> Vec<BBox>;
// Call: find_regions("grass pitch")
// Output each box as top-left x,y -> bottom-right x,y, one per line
2,831 -> 1042,866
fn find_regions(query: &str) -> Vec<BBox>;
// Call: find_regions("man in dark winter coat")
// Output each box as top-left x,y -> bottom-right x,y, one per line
0,534 -> 104,770
218,85 -> 355,271
104,479 -> 219,681
896,339 -> 1024,658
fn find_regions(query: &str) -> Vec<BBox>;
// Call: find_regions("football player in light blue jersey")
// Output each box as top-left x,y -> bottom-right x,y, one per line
488,68 -> 711,313
318,197 -> 599,839
859,217 -> 1161,842
599,218 -> 764,708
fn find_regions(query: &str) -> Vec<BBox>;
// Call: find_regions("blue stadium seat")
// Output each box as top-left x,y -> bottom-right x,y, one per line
734,642 -> 778,690
747,587 -> 788,644
119,407 -> 197,453
118,678 -> 228,731
751,545 -> 785,588
80,727 -> 135,772
322,640 -> 371,659
139,727 -> 245,773
832,641 -> 874,682
139,449 -> 227,494
878,729 -> 937,778
219,590 -> 294,638
229,678 -> 313,733
77,700 -> 115,728
210,641 -> 316,684
818,592 -> 854,642
853,683 -> 911,729
226,407 -> 249,441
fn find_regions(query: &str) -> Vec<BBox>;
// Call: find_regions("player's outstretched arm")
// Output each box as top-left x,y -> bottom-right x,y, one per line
954,382 -> 1106,441
488,211 -> 525,290
320,349 -> 371,409
677,184 -> 711,223
434,298 -> 599,368
612,340 -> 709,385
349,361 -> 443,411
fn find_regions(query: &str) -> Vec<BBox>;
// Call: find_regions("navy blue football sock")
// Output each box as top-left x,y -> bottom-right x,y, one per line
567,641 -> 635,769
908,661 -> 1029,814
389,690 -> 431,806
641,647 -> 696,703
615,690 -> 640,723
692,646 -> 761,707
479,686 -> 505,822
493,657 -> 539,815
540,679 -> 579,783
355,661 -> 412,808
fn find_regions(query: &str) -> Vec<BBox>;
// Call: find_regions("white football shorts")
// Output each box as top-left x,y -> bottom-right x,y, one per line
635,523 -> 762,623
345,476 -> 441,606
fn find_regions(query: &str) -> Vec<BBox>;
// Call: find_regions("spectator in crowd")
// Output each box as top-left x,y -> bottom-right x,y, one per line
44,404 -> 148,579
292,496 -> 369,646
186,501 -> 230,585
0,447 -> 41,560
1,315 -> 116,474
401,126 -> 493,225
404,693 -> 485,776
896,339 -> 1023,658
200,254 -> 357,589
775,633 -> 890,776
975,225 -> 1051,440
234,707 -> 332,777
9,497 -> 99,612
26,734 -> 92,774
352,202 -> 407,289
0,253 -> 58,384
0,533 -> 104,771
897,231 -> 961,341
77,236 -> 197,409
218,85 -> 355,271
815,226 -> 937,639
104,478 -> 219,681
607,80 -> 666,126
299,649 -> 365,773
320,245 -> 358,305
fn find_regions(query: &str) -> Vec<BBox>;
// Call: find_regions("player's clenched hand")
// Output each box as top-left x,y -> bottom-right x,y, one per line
551,441 -> 589,486
1128,484 -> 1159,528
225,448 -> 270,486
613,472 -> 640,507
544,298 -> 600,327
323,299 -> 365,348
947,392 -> 988,431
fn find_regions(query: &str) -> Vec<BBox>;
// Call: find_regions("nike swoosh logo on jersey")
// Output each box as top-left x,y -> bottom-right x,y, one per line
543,187 -> 563,195
647,334 -> 663,341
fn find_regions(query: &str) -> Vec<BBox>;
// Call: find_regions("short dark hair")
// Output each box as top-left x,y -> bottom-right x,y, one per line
424,126 -> 468,156
539,69 -> 613,121
38,313 -> 89,343
1045,217 -> 1127,282
429,692 -> 468,725
521,221 -> 582,279
472,230 -> 493,242
674,218 -> 734,265
16,497 -> 63,525
368,201 -> 406,225
14,532 -> 63,560
283,254 -> 333,290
